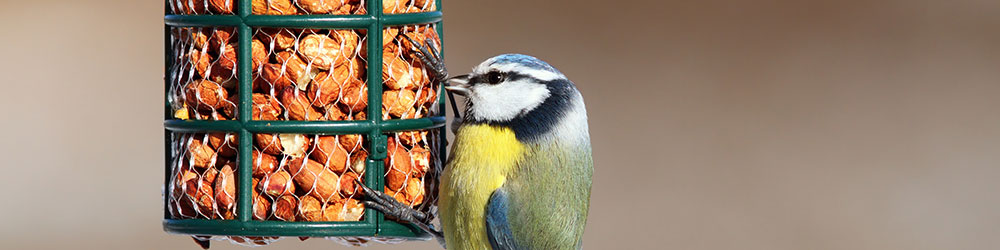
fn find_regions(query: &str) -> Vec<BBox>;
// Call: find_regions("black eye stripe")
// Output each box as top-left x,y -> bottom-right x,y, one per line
485,71 -> 504,84
472,71 -> 541,85
503,72 -> 533,82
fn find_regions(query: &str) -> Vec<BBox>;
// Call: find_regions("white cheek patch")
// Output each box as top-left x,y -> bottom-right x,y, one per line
468,80 -> 550,122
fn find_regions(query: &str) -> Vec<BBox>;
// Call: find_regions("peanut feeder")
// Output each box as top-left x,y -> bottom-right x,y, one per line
164,0 -> 445,247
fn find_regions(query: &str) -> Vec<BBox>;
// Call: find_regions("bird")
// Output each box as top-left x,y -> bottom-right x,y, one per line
361,37 -> 593,250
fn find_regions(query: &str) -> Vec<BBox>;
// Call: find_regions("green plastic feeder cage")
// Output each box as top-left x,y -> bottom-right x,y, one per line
162,0 -> 445,243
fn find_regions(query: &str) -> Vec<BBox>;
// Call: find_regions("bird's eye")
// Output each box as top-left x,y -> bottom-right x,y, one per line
485,71 -> 504,84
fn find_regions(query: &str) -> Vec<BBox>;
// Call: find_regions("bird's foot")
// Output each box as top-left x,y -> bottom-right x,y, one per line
400,33 -> 463,129
400,33 -> 447,82
357,180 -> 444,242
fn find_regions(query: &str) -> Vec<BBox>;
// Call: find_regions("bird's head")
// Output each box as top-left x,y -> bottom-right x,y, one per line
446,54 -> 574,122
446,54 -> 584,141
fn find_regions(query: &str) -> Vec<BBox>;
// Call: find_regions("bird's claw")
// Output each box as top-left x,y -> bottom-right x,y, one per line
356,179 -> 442,240
400,33 -> 448,82
356,180 -> 428,222
400,33 -> 463,126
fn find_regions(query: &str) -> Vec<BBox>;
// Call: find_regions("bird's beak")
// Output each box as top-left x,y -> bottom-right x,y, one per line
444,74 -> 471,96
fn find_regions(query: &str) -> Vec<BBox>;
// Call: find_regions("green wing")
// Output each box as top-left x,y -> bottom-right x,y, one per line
497,145 -> 593,249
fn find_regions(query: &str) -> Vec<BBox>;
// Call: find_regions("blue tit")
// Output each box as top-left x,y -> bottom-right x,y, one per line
358,36 -> 592,250
438,53 -> 594,250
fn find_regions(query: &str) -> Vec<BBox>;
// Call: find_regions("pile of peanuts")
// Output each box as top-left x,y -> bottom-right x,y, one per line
166,1 -> 441,246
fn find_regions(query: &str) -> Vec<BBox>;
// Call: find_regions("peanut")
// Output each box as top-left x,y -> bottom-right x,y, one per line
339,80 -> 368,113
324,104 -> 346,121
219,44 -> 237,71
332,30 -> 360,58
310,135 -> 349,173
384,139 -> 411,191
273,195 -> 298,221
252,0 -> 298,15
251,39 -> 267,70
259,63 -> 294,93
275,51 -> 317,90
398,130 -> 425,147
252,180 -> 271,220
382,89 -> 417,118
341,199 -> 364,221
298,195 -> 324,221
251,93 -> 282,120
254,133 -> 283,155
215,163 -> 237,219
295,0 -> 341,14
350,150 -> 367,173
383,0 -> 404,14
383,57 -> 414,90
210,28 -> 235,52
339,134 -> 362,153
280,87 -> 325,120
187,50 -> 211,78
192,179 -> 215,218
307,71 -> 344,108
321,202 -> 342,221
184,79 -> 231,112
251,150 -> 278,176
278,133 -> 310,157
287,158 -> 341,202
298,34 -> 343,70
409,145 -> 430,176
383,28 -> 399,47
263,170 -> 295,196
258,28 -> 297,51
187,137 -> 217,169
208,133 -> 238,157
340,171 -> 360,197
209,0 -> 234,14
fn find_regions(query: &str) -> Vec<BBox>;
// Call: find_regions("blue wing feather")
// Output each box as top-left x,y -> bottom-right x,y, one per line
486,188 -> 523,250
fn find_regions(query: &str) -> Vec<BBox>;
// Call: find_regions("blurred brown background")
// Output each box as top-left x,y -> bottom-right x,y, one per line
2,0 -> 999,249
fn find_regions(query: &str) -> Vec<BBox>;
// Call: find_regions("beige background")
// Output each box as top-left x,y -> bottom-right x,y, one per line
1,0 -> 999,249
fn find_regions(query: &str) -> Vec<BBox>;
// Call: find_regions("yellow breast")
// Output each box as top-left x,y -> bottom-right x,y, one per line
439,124 -> 525,250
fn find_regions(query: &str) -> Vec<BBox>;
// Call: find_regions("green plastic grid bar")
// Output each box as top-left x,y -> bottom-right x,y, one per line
162,0 -> 445,239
